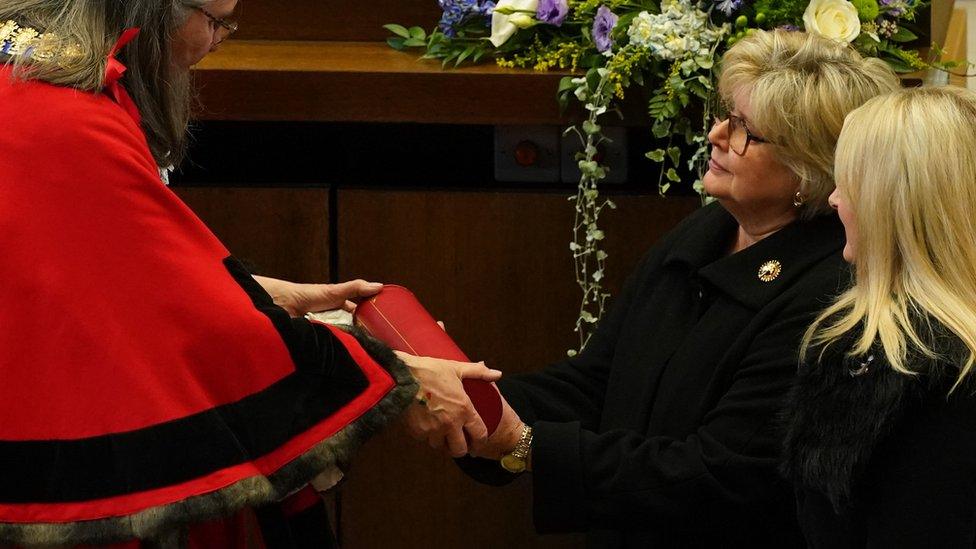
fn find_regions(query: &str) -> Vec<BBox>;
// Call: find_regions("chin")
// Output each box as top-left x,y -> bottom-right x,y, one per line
175,49 -> 211,70
701,172 -> 727,199
842,245 -> 855,264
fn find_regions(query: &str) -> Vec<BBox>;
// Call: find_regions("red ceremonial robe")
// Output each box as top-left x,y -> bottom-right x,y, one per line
0,63 -> 416,546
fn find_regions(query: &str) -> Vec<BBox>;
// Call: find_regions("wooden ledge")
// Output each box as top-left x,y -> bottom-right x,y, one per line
195,40 -> 543,75
192,40 -> 573,125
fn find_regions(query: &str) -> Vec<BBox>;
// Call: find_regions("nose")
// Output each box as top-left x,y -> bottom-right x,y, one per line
708,117 -> 729,150
827,188 -> 840,210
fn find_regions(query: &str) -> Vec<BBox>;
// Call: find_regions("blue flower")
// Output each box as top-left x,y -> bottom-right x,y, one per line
480,1 -> 496,26
592,5 -> 618,53
438,0 -> 492,36
537,0 -> 569,26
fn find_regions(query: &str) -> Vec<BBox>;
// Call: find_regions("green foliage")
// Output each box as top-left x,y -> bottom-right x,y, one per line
889,26 -> 918,43
749,0 -> 808,26
385,25 -> 428,50
850,0 -> 880,21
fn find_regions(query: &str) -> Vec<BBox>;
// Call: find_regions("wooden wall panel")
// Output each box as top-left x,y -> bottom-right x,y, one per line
334,189 -> 699,548
193,45 -> 569,124
172,187 -> 331,283
233,0 -> 441,41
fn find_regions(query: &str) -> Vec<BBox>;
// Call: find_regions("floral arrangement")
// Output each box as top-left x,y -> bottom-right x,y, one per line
386,0 -> 943,353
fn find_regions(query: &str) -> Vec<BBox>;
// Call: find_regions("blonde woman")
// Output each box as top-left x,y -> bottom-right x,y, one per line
783,86 -> 976,547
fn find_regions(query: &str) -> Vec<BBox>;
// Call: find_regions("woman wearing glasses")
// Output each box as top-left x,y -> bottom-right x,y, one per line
0,0 -> 498,547
783,86 -> 976,547
436,30 -> 900,547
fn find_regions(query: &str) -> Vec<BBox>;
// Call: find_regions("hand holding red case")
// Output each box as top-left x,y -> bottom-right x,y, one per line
352,285 -> 502,435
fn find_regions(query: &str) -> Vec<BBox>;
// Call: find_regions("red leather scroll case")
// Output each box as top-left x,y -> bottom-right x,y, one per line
353,285 -> 502,435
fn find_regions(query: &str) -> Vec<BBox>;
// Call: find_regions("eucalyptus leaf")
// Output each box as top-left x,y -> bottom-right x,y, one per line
558,76 -> 579,94
652,119 -> 671,138
667,146 -> 681,166
695,56 -> 713,69
645,149 -> 665,162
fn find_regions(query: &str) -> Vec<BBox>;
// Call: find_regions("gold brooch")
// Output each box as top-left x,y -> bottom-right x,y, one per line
758,260 -> 782,282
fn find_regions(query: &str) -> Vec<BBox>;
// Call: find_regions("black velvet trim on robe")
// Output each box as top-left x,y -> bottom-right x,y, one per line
0,257 -> 418,547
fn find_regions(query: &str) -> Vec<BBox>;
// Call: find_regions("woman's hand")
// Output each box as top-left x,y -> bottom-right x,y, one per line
397,352 -> 503,457
469,394 -> 526,462
253,275 -> 383,317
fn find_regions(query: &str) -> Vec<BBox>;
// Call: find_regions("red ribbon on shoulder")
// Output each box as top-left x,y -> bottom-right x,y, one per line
103,28 -> 142,126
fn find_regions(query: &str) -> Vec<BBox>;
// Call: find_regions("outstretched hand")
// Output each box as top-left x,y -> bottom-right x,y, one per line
397,352 -> 503,457
254,276 -> 383,317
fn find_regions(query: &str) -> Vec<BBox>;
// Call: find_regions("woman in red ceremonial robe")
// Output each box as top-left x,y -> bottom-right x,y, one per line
0,0 -> 498,546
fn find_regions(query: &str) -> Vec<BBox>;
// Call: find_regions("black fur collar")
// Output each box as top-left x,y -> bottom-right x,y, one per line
780,341 -> 912,512
782,321 -> 967,515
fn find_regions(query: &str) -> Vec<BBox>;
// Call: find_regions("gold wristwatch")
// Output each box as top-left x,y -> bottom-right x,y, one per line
500,424 -> 533,474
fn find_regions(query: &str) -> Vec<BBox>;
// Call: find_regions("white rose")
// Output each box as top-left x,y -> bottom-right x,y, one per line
803,0 -> 861,43
490,0 -> 539,47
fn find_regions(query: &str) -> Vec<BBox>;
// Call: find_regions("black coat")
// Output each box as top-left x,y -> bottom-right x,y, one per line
783,333 -> 976,548
463,203 -> 848,547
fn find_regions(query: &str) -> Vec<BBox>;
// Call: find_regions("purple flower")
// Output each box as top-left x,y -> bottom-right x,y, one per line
778,24 -> 801,31
714,0 -> 743,15
592,5 -> 618,53
879,0 -> 907,16
537,0 -> 569,26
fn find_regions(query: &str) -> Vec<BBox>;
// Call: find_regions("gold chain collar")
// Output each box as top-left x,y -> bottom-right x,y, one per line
0,20 -> 82,63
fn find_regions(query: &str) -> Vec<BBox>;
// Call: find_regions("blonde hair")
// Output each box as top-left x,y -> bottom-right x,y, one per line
719,30 -> 900,218
0,0 -> 207,167
804,86 -> 976,391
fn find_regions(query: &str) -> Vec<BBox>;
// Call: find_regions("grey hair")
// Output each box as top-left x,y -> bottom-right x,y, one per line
0,0 -> 207,167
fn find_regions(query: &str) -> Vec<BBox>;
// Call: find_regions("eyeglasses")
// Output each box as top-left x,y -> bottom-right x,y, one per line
713,113 -> 770,156
197,6 -> 239,45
